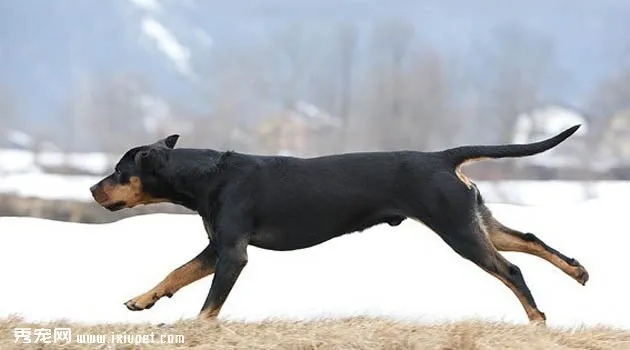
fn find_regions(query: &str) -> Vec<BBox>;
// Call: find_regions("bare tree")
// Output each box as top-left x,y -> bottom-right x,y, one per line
333,23 -> 358,151
478,25 -> 560,144
59,72 -> 154,152
187,40 -> 272,151
363,19 -> 417,150
354,19 -> 459,153
258,25 -> 319,107
374,20 -> 415,120
589,68 -> 630,118
586,67 -> 630,175
402,49 -> 457,151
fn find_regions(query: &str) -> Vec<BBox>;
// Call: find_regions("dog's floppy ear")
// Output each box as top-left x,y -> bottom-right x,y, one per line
156,134 -> 179,149
134,147 -> 168,174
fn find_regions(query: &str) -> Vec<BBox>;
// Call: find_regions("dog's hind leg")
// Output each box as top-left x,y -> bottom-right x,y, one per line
417,195 -> 545,323
405,174 -> 545,323
437,218 -> 547,324
479,205 -> 589,286
125,244 -> 217,311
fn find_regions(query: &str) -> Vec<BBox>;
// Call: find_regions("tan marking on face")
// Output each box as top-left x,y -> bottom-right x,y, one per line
99,176 -> 167,208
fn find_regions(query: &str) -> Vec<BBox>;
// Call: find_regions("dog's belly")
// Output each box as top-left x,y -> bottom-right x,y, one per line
249,228 -> 340,251
249,215 -> 407,251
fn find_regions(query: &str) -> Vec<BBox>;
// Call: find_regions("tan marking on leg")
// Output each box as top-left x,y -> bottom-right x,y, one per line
472,218 -> 545,324
483,210 -> 588,285
490,271 -> 546,324
125,251 -> 216,311
160,259 -> 215,295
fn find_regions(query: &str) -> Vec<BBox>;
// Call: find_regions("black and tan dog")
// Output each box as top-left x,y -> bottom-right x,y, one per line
90,125 -> 588,324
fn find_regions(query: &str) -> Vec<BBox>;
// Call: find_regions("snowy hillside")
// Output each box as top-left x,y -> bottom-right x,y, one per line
0,200 -> 627,328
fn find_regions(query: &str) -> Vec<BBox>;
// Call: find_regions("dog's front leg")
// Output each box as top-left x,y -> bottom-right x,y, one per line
125,244 -> 217,311
197,238 -> 249,319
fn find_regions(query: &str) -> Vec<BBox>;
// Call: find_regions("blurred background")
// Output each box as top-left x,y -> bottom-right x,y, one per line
1,0 -> 630,223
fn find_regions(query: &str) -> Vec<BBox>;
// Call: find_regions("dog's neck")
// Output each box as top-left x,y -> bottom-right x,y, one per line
157,149 -> 233,212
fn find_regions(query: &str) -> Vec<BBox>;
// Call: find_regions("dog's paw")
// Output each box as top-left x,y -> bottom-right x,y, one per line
568,259 -> 589,286
575,265 -> 589,286
125,291 -> 161,311
197,308 -> 220,320
528,310 -> 547,326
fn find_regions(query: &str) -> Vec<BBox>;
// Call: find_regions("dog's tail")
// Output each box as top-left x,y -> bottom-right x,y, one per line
443,124 -> 581,167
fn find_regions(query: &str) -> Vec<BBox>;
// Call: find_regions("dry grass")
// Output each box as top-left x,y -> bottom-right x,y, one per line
1,316 -> 629,350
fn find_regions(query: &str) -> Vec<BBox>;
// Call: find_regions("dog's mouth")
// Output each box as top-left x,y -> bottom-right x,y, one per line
104,201 -> 127,211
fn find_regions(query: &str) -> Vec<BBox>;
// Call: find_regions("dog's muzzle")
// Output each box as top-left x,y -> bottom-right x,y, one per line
90,183 -> 110,206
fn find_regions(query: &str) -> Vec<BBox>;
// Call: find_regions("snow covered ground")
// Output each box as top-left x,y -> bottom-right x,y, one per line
0,148 -> 114,175
0,173 -> 100,201
0,199 -> 627,328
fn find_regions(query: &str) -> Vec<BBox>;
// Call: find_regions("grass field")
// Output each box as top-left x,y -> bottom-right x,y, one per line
2,316 -> 629,350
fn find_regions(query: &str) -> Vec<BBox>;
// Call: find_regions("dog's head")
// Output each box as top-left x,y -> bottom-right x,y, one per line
90,135 -> 179,211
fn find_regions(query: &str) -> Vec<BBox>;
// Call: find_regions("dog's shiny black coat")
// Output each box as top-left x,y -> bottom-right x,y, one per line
93,125 -> 582,320
124,127 -> 579,251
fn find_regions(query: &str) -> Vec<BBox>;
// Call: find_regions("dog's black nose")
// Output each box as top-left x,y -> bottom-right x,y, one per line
90,184 -> 98,194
